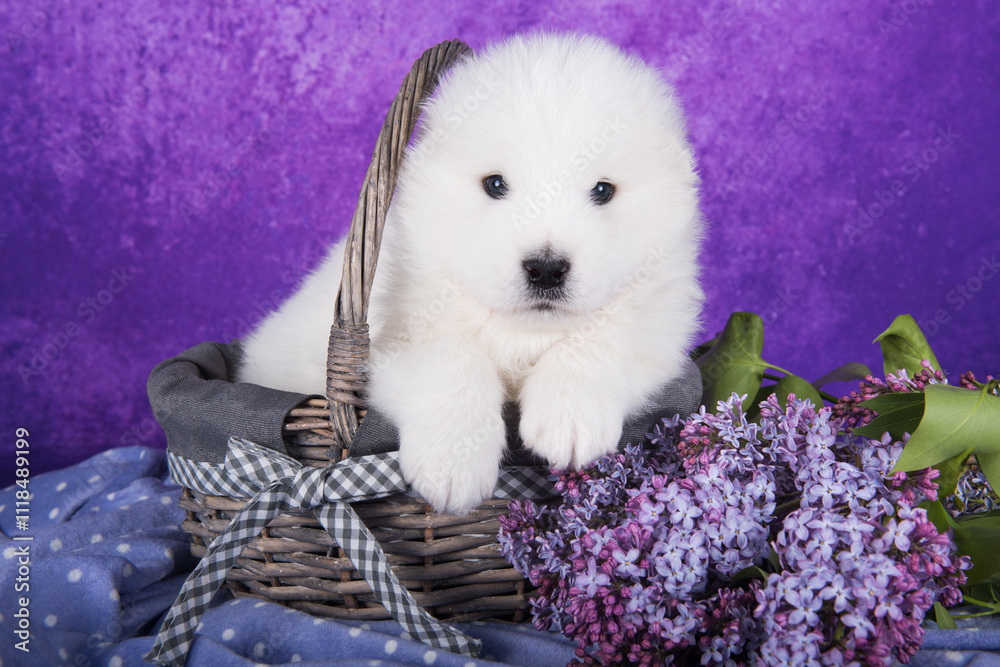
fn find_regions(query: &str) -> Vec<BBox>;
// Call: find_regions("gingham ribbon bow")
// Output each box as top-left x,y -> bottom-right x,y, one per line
146,437 -> 557,666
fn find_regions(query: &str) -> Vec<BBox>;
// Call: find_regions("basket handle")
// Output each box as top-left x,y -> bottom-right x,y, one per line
325,39 -> 473,446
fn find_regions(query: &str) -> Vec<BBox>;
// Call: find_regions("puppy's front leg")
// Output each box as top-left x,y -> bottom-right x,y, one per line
367,337 -> 506,515
519,337 -> 645,470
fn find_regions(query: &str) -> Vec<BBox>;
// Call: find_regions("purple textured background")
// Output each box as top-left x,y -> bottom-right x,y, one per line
2,1 -> 998,485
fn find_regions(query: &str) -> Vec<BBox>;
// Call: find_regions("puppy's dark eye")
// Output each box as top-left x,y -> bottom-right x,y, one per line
590,181 -> 616,205
483,174 -> 508,199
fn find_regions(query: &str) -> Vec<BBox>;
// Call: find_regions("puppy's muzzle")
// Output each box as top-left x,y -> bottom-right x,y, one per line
523,255 -> 570,302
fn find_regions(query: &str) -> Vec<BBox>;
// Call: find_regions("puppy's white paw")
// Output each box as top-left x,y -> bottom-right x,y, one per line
519,376 -> 624,470
398,418 -> 505,515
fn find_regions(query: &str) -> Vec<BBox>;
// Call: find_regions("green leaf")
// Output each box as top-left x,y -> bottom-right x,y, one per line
920,499 -> 957,533
811,362 -> 874,390
861,392 -> 924,413
976,453 -> 1000,494
952,514 -> 1000,585
956,585 -> 1000,618
852,392 -> 925,441
690,334 -> 720,362
695,312 -> 767,411
966,579 -> 1000,596
935,447 -> 975,498
952,592 -> 1000,618
919,506 -> 1000,588
873,314 -> 941,378
730,565 -> 769,585
775,375 -> 825,409
961,582 -> 1000,601
894,385 -> 1000,473
934,602 -> 958,629
767,546 -> 781,571
746,383 -> 778,422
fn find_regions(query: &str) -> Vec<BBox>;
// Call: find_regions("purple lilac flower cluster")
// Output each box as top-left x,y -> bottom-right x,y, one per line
499,393 -> 971,666
832,359 -> 946,430
755,398 -> 966,665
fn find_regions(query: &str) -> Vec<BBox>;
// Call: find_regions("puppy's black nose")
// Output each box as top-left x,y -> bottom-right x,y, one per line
523,256 -> 570,290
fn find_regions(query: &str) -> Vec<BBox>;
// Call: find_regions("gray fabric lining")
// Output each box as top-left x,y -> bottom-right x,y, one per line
148,341 -> 703,467
147,341 -> 318,464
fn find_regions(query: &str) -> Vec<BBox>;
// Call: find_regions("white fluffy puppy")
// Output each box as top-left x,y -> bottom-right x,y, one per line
237,33 -> 703,514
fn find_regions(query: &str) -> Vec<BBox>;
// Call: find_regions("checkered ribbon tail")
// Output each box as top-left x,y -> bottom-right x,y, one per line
145,438 -> 478,666
147,437 -> 557,666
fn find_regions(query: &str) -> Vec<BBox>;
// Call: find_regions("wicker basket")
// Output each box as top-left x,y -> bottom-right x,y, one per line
176,39 -> 537,624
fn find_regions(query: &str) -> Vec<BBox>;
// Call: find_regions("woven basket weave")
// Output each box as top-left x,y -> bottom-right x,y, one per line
178,39 -> 533,622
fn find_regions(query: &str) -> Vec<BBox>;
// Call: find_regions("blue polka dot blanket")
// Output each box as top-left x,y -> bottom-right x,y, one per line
3,446 -> 1000,666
